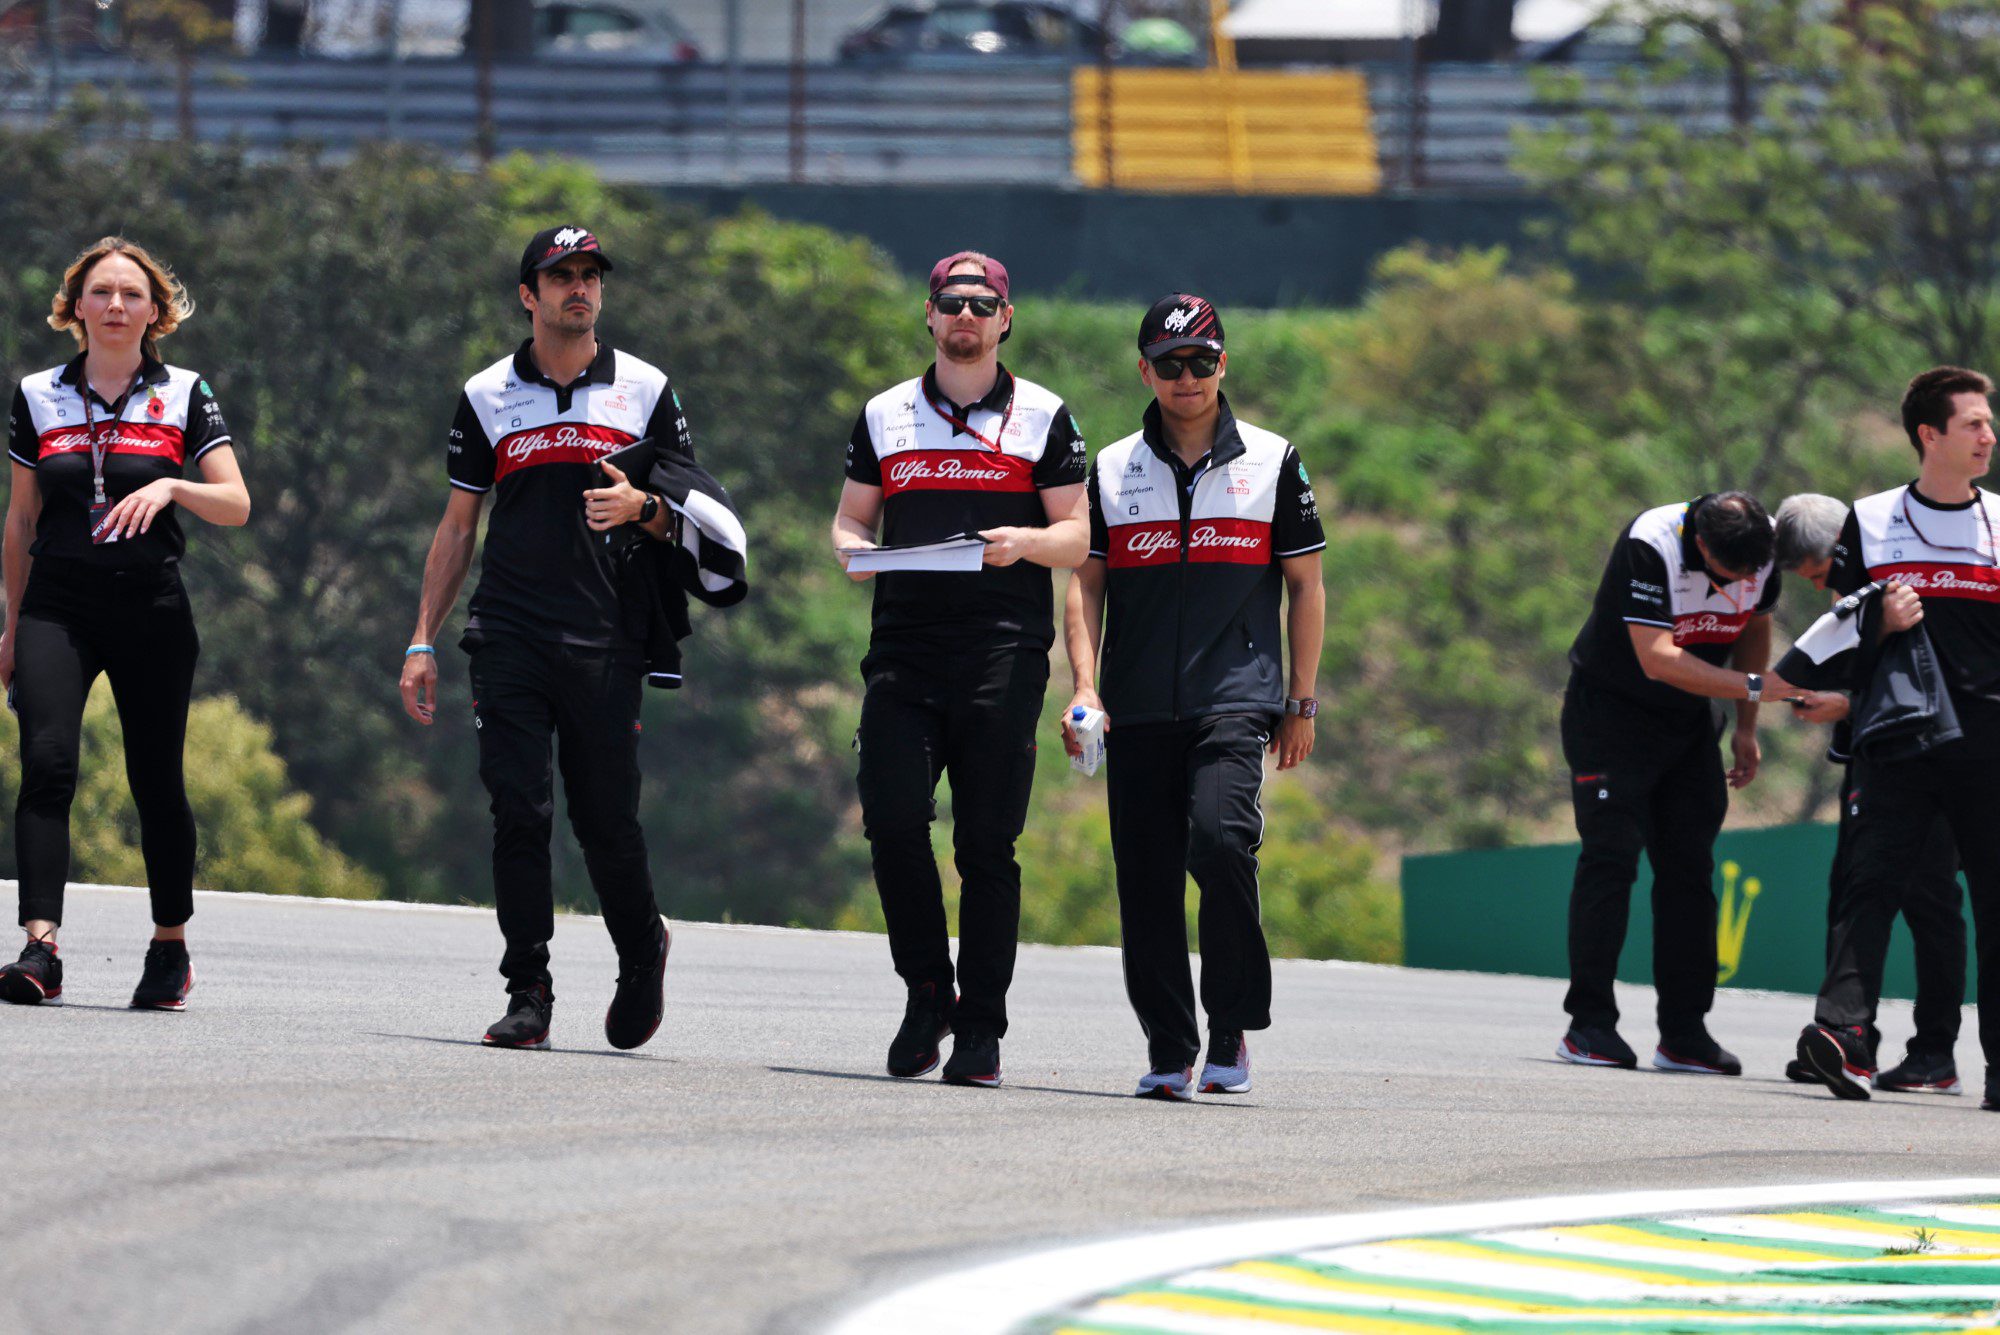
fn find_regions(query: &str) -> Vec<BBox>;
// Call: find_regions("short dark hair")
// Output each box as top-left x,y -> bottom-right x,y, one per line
1693,491 -> 1774,575
1902,366 -> 1994,458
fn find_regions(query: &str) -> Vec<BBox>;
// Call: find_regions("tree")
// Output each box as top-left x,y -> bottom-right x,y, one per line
0,688 -> 381,899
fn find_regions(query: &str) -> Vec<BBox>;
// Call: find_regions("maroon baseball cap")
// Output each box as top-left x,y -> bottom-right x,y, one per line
929,251 -> 1010,301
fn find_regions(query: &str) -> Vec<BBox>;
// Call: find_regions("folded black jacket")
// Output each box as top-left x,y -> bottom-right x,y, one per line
610,442 -> 749,689
1779,581 -> 1961,762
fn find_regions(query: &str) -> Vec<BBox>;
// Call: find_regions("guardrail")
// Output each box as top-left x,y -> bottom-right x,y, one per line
0,54 -> 1733,195
0,56 -> 1075,184
1370,62 -> 1738,193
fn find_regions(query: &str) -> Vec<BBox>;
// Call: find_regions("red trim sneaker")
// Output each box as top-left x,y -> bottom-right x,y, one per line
1556,1025 -> 1637,1069
887,980 -> 956,1078
483,982 -> 553,1050
1653,1030 -> 1742,1076
130,940 -> 192,1011
941,1029 -> 1002,1088
1874,1050 -> 1960,1095
0,939 -> 61,1005
605,917 -> 670,1051
1136,1065 -> 1194,1101
1198,1030 -> 1251,1094
1798,1024 -> 1874,1100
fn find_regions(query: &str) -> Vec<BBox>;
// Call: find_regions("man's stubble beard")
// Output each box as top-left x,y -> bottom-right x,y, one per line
939,329 -> 988,364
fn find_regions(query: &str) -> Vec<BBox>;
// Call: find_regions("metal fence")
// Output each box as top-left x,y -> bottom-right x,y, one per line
1370,62 -> 1739,194
0,54 -> 1734,193
0,56 -> 1075,184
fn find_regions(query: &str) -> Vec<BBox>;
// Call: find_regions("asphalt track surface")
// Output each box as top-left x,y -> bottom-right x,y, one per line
5,886 -> 1999,1335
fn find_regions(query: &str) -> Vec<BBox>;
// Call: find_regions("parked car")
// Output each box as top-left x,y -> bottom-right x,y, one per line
534,0 -> 700,60
287,0 -> 698,60
838,1 -> 1113,63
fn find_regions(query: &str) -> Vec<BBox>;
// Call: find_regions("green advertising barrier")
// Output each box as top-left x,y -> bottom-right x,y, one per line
1401,822 -> 1966,999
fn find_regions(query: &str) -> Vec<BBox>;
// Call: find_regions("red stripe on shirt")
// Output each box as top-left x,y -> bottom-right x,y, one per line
1870,560 -> 2000,603
492,422 -> 634,480
38,422 -> 185,466
1671,610 -> 1753,645
1107,517 -> 1271,568
879,449 -> 1034,496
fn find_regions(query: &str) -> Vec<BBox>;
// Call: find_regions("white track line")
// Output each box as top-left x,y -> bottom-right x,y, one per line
824,1179 -> 2000,1335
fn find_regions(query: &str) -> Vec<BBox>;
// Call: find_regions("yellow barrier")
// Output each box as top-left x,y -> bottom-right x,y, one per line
1072,68 -> 1380,195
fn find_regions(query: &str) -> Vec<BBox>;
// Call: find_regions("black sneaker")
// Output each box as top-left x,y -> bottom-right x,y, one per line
1653,1030 -> 1742,1076
605,917 -> 670,1051
483,983 -> 553,1050
1784,1059 -> 1817,1083
1556,1025 -> 1637,1069
1798,1024 -> 1874,1100
941,1028 -> 1001,1088
1983,1078 -> 2000,1112
886,981 -> 956,1078
0,939 -> 61,1005
1875,1050 -> 1961,1095
130,940 -> 193,1011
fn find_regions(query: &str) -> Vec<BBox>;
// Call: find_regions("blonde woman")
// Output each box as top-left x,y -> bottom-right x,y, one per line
0,237 -> 249,1009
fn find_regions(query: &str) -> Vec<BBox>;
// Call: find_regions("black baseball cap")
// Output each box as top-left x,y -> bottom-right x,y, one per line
1138,293 -> 1224,358
519,226 -> 614,285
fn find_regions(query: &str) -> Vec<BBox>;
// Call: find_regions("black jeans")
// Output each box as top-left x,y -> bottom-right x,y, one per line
466,634 -> 659,993
1817,768 -> 1964,1057
1819,735 -> 2000,1071
855,641 -> 1047,1037
1106,713 -> 1273,1070
14,560 -> 199,929
1559,678 -> 1729,1040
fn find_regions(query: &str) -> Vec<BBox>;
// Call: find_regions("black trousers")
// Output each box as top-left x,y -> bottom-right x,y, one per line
1106,713 -> 1273,1069
855,641 -> 1047,1037
1817,735 -> 2000,1070
466,634 -> 659,993
1560,679 -> 1728,1040
1816,769 -> 1964,1057
14,561 -> 200,929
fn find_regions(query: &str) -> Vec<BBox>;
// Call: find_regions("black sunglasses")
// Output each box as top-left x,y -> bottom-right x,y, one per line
1149,354 -> 1220,380
932,294 -> 1003,318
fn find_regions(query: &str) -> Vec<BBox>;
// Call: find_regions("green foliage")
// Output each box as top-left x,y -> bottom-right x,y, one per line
0,689 -> 379,900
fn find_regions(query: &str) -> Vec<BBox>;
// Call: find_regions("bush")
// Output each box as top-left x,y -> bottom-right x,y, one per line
0,687 -> 380,900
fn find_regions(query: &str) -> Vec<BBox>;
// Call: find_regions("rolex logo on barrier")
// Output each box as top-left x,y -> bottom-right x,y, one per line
887,456 -> 1011,486
1715,859 -> 1761,984
504,425 -> 610,462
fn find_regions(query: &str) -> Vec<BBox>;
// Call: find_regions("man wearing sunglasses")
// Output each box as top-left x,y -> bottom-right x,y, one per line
1795,366 -> 2000,1112
832,251 -> 1088,1088
1062,293 -> 1326,1100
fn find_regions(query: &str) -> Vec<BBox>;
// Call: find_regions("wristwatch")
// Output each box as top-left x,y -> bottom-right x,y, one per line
1744,672 -> 1763,703
1285,697 -> 1318,718
638,493 -> 660,525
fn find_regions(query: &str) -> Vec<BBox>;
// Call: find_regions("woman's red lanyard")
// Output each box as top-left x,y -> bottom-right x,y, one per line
1902,487 -> 1997,567
922,373 -> 1014,452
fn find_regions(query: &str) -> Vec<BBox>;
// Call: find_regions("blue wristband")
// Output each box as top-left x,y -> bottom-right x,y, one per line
406,644 -> 435,657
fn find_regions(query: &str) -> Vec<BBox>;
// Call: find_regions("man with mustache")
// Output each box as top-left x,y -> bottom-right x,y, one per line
400,226 -> 684,1053
832,252 -> 1088,1087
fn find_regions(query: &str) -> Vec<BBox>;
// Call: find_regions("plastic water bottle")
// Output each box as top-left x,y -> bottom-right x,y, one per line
1068,705 -> 1107,777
